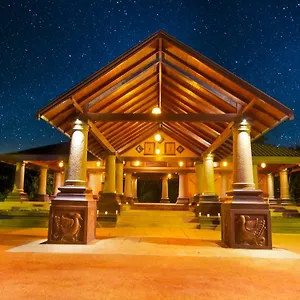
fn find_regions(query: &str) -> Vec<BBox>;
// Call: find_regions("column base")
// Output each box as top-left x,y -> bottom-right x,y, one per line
221,189 -> 272,249
197,194 -> 220,216
268,198 -> 278,205
160,198 -> 170,203
34,194 -> 50,202
280,198 -> 294,206
125,196 -> 133,204
5,190 -> 29,202
98,193 -> 121,215
176,197 -> 189,204
48,186 -> 97,245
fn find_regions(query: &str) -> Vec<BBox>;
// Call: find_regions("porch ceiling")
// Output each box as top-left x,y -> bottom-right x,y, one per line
37,30 -> 293,161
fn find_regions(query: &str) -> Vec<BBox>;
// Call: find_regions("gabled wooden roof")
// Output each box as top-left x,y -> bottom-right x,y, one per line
37,30 -> 293,160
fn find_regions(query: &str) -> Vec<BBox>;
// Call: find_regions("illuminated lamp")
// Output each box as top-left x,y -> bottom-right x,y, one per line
155,148 -> 160,155
58,161 -> 64,168
96,161 -> 101,167
168,173 -> 171,178
152,107 -> 161,114
261,162 -> 266,168
222,161 -> 228,167
154,133 -> 162,142
213,162 -> 219,168
135,161 -> 140,166
179,161 -> 184,167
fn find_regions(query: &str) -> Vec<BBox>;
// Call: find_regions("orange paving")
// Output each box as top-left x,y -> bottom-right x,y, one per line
0,228 -> 300,300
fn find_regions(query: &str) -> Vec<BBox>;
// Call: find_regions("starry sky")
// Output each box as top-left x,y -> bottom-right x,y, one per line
0,0 -> 299,154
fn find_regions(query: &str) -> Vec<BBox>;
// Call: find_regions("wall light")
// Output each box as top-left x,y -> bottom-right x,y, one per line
96,161 -> 101,167
179,161 -> 184,167
58,161 -> 64,168
261,162 -> 266,168
155,148 -> 160,155
222,161 -> 228,167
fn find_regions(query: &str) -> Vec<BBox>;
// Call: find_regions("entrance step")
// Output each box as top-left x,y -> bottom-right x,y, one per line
129,203 -> 189,211
117,210 -> 198,228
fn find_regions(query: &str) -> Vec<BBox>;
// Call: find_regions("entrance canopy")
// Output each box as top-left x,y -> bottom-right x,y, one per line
37,30 -> 293,160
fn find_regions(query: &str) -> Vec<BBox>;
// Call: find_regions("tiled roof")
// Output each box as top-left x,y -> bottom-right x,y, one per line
251,143 -> 300,157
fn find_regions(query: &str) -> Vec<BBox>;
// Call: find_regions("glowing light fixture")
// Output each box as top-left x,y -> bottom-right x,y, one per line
213,162 -> 219,168
179,161 -> 184,167
261,162 -> 266,168
222,161 -> 228,167
154,133 -> 162,142
58,161 -> 64,168
168,173 -> 171,178
135,161 -> 140,166
96,161 -> 101,167
155,148 -> 160,155
152,107 -> 161,114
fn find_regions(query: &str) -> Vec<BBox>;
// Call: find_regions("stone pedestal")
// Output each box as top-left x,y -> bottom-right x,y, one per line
48,186 -> 97,244
48,120 -> 97,245
221,120 -> 272,249
198,194 -> 220,216
98,192 -> 121,214
221,190 -> 272,249
34,194 -> 50,202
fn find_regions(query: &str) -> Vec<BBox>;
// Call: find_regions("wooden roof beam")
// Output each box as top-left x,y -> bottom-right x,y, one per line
70,97 -> 119,158
86,112 -> 238,123
162,58 -> 238,109
201,99 -> 256,158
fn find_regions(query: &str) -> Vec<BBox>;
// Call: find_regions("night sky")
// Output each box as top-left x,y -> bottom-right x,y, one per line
0,0 -> 299,154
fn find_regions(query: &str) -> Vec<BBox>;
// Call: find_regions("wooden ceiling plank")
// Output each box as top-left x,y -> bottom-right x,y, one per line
164,49 -> 245,106
161,125 -> 204,156
88,58 -> 159,108
163,59 -> 238,111
115,123 -> 158,150
90,72 -> 157,113
119,126 -> 159,154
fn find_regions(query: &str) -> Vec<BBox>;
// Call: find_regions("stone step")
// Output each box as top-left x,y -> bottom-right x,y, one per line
129,203 -> 190,211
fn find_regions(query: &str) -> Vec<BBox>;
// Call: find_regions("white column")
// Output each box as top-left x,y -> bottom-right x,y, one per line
161,174 -> 169,202
103,155 -> 116,194
115,162 -> 124,195
88,172 -> 103,197
220,172 -> 228,199
132,175 -> 138,201
53,172 -> 62,196
195,161 -> 204,195
232,120 -> 255,190
203,154 -> 215,194
280,169 -> 290,200
177,173 -> 189,204
65,120 -> 89,186
38,167 -> 48,195
13,161 -> 26,192
124,173 -> 132,201
267,173 -> 275,199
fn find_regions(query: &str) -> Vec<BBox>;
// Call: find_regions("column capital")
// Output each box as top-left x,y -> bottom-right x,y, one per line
233,118 -> 253,129
203,153 -> 214,161
73,119 -> 89,132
